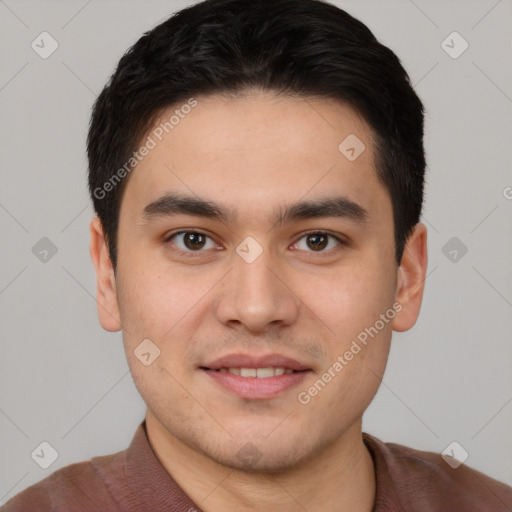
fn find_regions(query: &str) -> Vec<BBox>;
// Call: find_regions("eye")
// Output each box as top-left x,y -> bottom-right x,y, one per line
166,231 -> 218,253
165,230 -> 345,256
292,231 -> 343,253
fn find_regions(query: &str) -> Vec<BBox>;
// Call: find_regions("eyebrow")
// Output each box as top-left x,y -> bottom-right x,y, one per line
141,193 -> 368,227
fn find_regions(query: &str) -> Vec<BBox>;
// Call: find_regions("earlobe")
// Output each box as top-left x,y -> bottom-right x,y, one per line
89,217 -> 122,332
392,223 -> 428,332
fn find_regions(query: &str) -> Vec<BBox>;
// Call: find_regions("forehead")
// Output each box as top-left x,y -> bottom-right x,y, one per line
121,92 -> 390,226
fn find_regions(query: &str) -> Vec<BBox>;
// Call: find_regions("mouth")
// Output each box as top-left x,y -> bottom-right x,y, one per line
205,367 -> 302,377
200,353 -> 312,399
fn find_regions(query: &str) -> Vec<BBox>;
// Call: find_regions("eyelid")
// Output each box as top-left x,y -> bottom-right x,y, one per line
163,229 -> 213,243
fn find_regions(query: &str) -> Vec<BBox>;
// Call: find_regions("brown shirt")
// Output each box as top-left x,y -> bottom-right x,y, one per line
2,421 -> 511,511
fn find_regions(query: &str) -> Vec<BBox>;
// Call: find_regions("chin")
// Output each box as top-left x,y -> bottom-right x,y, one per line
212,444 -> 309,475
196,430 -> 322,476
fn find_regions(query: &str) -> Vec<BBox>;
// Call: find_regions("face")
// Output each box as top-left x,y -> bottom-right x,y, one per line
91,91 -> 427,473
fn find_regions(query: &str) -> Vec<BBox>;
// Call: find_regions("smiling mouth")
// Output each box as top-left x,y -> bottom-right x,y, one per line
200,365 -> 312,400
202,367 -> 307,378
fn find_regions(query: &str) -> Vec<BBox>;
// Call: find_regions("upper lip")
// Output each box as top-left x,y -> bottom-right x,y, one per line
202,353 -> 311,371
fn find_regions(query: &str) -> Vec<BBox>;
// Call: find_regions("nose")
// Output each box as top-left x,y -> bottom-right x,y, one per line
214,246 -> 300,334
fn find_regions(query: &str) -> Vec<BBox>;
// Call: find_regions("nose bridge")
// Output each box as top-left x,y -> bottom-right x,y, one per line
235,252 -> 278,302
215,241 -> 300,332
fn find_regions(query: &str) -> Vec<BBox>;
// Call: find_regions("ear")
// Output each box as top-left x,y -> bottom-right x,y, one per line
89,217 -> 122,332
392,223 -> 428,332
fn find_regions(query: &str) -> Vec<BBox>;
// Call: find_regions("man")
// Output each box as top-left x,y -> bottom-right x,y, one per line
2,0 -> 511,510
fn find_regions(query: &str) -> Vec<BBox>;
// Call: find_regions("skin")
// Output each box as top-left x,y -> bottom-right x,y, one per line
90,91 -> 427,512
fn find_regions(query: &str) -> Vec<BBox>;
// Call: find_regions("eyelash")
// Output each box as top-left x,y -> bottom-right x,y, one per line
164,230 -> 346,257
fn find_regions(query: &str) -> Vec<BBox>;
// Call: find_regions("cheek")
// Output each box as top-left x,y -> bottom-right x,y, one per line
295,258 -> 395,404
114,264 -> 203,411
304,260 -> 396,344
114,260 -> 223,383
116,259 -> 208,338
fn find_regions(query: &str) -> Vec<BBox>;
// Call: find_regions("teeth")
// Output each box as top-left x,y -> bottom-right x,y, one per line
256,367 -> 274,378
220,367 -> 293,378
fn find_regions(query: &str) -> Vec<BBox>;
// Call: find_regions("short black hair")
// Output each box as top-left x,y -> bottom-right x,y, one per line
87,0 -> 425,267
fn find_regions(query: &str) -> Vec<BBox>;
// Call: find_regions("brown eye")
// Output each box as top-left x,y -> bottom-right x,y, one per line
167,231 -> 217,252
293,232 -> 342,253
183,232 -> 206,250
306,233 -> 328,251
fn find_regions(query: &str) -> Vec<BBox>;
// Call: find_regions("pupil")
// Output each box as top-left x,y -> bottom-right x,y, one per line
308,234 -> 327,251
185,233 -> 204,250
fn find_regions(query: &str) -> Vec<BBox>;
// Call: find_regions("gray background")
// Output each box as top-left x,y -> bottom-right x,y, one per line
1,0 -> 511,503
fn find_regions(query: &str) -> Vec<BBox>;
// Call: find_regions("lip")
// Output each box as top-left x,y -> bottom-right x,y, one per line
202,368 -> 311,400
202,353 -> 311,371
200,352 -> 312,400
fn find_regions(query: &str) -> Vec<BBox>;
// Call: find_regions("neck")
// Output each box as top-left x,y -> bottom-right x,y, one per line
146,411 -> 376,512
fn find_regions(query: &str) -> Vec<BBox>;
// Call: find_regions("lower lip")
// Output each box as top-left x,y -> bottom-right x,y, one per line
203,369 -> 311,400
